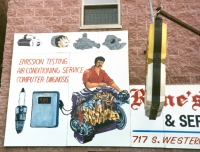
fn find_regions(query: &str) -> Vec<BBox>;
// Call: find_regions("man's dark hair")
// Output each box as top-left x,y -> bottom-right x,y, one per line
94,56 -> 105,64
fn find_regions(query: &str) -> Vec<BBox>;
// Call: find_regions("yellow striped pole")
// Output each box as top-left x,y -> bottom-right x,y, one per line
145,17 -> 167,120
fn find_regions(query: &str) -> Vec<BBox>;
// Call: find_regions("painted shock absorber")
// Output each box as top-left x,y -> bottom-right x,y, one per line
145,17 -> 167,120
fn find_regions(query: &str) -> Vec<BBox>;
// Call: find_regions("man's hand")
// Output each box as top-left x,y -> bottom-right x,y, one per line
98,83 -> 107,88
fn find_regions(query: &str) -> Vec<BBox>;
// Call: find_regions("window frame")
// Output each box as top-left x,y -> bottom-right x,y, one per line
80,0 -> 122,29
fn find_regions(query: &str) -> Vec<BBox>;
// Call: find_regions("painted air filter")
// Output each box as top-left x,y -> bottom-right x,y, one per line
145,17 -> 167,120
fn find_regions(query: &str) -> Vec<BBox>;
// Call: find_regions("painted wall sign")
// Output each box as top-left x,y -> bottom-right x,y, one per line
4,31 -> 130,147
4,31 -> 200,149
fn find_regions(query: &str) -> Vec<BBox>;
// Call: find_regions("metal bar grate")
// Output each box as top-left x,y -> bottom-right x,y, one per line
84,5 -> 118,25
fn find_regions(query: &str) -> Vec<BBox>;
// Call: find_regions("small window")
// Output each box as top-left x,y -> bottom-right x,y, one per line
80,0 -> 122,29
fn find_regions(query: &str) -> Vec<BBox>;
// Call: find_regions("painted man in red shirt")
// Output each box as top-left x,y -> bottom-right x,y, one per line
82,56 -> 122,92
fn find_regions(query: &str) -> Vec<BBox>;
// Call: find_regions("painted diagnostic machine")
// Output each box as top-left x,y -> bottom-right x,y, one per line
145,17 -> 167,120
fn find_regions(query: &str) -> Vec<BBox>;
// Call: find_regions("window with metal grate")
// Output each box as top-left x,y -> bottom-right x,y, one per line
80,0 -> 121,29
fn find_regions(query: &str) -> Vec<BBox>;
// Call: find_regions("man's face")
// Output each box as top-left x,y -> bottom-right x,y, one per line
95,60 -> 104,69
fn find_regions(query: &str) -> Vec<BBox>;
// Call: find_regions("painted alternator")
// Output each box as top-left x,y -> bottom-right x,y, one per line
145,17 -> 167,120
51,35 -> 69,48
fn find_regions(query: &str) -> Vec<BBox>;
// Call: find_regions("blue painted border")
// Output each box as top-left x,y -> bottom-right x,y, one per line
132,130 -> 200,134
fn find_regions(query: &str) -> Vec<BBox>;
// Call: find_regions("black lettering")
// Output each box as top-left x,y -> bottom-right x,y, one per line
195,115 -> 200,127
179,115 -> 187,127
188,115 -> 195,127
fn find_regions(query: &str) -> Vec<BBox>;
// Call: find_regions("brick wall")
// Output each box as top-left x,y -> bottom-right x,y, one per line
0,0 -> 199,151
